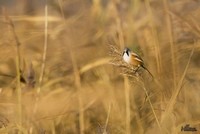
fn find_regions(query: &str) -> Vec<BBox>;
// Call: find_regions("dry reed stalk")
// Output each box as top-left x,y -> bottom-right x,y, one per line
145,0 -> 162,75
79,57 -> 111,74
3,7 -> 22,130
124,76 -> 131,134
103,103 -> 112,134
116,16 -> 131,134
69,46 -> 84,134
37,1 -> 48,94
179,44 -> 200,50
33,0 -> 48,125
57,0 -> 65,20
162,0 -> 178,90
131,0 -> 140,15
140,80 -> 162,132
57,1 -> 84,133
91,0 -> 102,17
0,16 -> 62,22
161,44 -> 195,124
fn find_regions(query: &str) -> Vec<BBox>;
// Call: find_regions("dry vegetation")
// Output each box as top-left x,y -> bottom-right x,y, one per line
0,0 -> 200,133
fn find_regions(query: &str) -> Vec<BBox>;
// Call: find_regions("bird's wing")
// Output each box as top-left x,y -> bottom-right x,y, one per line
131,53 -> 143,62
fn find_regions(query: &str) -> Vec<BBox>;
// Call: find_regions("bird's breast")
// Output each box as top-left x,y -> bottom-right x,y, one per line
123,54 -> 131,63
123,54 -> 143,67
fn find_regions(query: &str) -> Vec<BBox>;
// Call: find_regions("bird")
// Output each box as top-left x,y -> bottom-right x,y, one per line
122,47 -> 153,78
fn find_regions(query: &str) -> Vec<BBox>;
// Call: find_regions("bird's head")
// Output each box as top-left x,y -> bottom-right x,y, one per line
123,47 -> 130,56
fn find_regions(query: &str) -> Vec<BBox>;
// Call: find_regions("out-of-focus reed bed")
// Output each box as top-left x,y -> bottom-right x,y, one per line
0,0 -> 200,133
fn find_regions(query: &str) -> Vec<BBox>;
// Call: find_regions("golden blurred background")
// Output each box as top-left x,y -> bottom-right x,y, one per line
0,0 -> 200,133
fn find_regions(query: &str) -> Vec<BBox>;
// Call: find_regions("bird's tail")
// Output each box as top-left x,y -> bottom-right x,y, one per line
141,65 -> 154,79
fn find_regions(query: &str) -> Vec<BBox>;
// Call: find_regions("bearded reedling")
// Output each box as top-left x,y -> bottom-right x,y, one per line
122,47 -> 153,78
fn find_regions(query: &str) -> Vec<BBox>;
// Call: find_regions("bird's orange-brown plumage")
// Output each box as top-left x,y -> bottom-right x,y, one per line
130,53 -> 153,78
129,53 -> 144,67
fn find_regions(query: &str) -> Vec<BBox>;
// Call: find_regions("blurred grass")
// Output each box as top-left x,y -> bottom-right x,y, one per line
0,0 -> 200,133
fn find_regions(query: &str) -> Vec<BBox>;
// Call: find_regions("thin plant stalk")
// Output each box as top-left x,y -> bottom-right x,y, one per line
162,0 -> 177,90
161,45 -> 195,123
141,82 -> 162,132
3,8 -> 22,131
57,0 -> 84,133
145,0 -> 162,75
69,45 -> 84,134
103,103 -> 112,134
33,0 -> 48,118
116,16 -> 131,134
124,77 -> 131,134
37,0 -> 48,94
